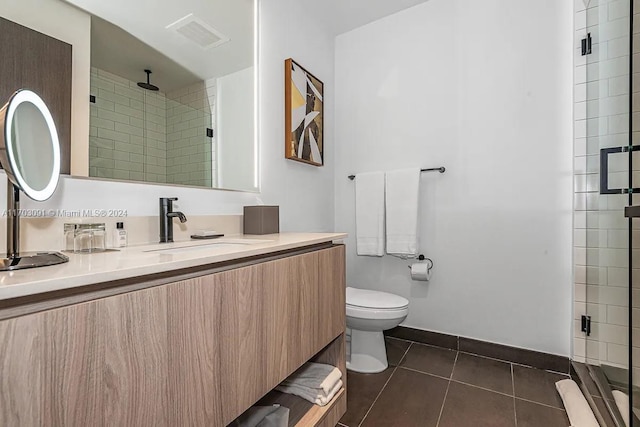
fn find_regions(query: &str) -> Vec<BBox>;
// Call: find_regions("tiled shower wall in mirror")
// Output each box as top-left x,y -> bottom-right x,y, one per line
90,68 -> 167,183
165,83 -> 214,187
89,67 -> 216,187
573,0 -> 640,387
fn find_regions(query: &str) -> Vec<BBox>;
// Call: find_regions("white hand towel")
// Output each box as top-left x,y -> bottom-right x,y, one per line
315,379 -> 342,406
280,362 -> 342,395
555,379 -> 600,427
276,379 -> 343,407
355,172 -> 385,256
385,168 -> 420,256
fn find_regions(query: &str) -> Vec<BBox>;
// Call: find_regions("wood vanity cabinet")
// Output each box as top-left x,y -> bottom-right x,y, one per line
0,244 -> 346,427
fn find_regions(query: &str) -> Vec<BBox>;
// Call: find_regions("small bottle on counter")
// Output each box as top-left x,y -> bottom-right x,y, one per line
113,222 -> 128,248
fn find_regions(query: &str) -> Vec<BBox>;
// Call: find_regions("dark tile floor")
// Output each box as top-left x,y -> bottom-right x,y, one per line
339,337 -> 571,427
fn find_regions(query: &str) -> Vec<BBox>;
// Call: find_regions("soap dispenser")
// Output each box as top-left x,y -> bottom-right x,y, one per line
113,222 -> 128,248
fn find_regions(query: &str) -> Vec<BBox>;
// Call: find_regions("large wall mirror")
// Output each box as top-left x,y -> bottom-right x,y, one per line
1,0 -> 257,192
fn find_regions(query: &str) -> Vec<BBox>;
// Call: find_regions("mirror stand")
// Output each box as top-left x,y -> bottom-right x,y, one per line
7,181 -> 19,258
0,181 -> 68,271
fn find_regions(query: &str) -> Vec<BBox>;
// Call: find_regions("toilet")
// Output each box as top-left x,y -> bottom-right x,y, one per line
346,287 -> 409,373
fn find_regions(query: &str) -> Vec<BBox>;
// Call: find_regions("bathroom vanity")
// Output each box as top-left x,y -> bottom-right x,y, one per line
0,233 -> 347,427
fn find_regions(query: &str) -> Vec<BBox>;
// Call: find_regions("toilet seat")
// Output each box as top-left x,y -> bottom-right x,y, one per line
346,287 -> 409,321
346,287 -> 409,310
346,304 -> 409,320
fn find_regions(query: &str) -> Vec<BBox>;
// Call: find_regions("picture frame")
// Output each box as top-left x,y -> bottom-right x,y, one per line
284,58 -> 324,166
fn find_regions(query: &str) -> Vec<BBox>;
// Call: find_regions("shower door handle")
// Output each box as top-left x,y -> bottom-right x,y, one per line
599,146 -> 640,195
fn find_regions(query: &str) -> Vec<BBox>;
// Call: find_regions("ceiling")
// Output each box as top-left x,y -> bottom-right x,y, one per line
301,0 -> 431,36
65,0 -> 254,83
64,0 -> 428,91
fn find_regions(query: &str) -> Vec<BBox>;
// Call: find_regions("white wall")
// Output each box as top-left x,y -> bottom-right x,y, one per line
257,0 -> 335,231
1,0 -> 335,234
334,0 -> 574,355
0,0 -> 91,176
217,66 -> 256,191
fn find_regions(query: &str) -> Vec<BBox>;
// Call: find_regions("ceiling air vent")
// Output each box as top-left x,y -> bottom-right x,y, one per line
165,14 -> 230,50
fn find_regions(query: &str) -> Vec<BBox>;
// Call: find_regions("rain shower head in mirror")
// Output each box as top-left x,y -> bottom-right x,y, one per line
137,69 -> 159,91
0,89 -> 68,270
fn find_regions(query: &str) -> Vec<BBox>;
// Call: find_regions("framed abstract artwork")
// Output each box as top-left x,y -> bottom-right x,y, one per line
285,58 -> 324,166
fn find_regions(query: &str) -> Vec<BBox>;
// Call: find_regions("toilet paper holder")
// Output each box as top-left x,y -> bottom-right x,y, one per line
408,254 -> 433,273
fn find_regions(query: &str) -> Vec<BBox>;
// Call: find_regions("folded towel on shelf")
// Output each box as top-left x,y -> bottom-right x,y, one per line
231,404 -> 290,427
385,168 -> 420,256
355,172 -> 385,256
276,379 -> 343,407
280,362 -> 342,395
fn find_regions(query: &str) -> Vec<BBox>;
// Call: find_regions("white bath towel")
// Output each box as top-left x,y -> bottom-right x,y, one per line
555,379 -> 600,427
280,362 -> 342,395
385,168 -> 420,256
355,172 -> 385,256
612,390 -> 630,427
276,379 -> 343,407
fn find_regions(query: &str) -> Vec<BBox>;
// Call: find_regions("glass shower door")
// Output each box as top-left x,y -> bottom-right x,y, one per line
575,0 -> 634,425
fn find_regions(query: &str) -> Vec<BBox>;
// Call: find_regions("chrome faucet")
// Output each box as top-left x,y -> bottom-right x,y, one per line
159,197 -> 187,243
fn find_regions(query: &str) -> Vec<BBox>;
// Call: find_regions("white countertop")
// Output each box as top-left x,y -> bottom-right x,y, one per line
0,233 -> 347,301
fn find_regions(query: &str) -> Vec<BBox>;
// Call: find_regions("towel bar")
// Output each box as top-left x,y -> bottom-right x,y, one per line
347,167 -> 445,180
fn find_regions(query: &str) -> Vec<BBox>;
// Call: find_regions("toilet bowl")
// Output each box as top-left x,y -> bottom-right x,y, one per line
346,287 -> 409,373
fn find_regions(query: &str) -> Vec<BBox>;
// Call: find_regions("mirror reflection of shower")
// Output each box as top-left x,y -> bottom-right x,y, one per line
88,64 -> 216,188
85,8 -> 255,191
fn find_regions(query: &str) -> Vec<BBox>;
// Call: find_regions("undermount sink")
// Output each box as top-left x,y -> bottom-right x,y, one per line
148,243 -> 246,255
201,238 -> 272,245
143,238 -> 273,255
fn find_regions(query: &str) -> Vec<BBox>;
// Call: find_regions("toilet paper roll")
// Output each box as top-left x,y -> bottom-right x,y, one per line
410,263 -> 431,281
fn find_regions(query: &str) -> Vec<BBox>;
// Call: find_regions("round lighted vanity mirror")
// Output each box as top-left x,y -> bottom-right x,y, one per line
0,89 -> 68,270
0,89 -> 60,201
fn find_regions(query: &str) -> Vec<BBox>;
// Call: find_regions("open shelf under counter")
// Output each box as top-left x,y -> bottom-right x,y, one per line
229,332 -> 347,427
256,387 -> 346,427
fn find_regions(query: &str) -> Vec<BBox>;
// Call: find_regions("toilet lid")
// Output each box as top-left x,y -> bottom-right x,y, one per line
346,287 -> 409,310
